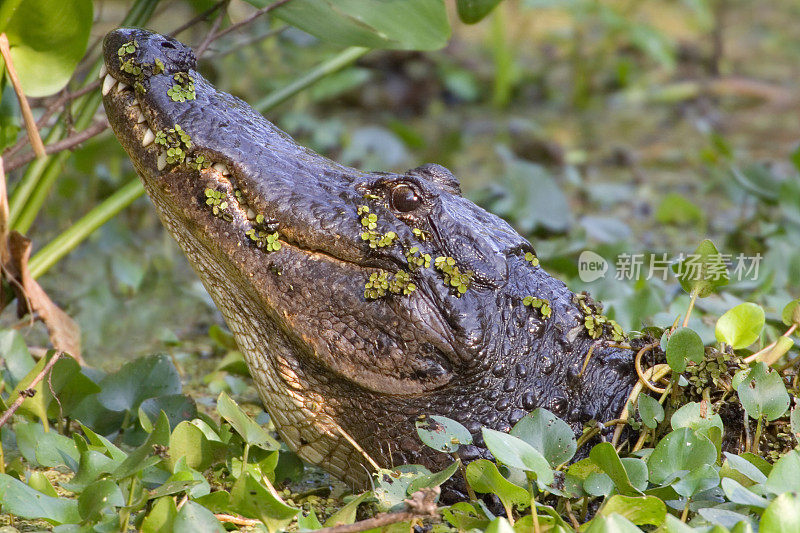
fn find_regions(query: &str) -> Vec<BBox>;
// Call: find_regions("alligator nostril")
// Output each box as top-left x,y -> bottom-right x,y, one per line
161,41 -> 176,49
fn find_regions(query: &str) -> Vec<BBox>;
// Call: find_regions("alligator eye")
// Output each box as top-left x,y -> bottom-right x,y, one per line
391,184 -> 421,212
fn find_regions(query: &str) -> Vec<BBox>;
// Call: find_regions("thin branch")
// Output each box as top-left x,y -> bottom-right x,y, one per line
208,0 -> 293,44
0,352 -> 63,429
170,0 -> 228,37
4,120 -> 109,173
0,34 -> 46,159
214,514 -> 261,527
195,3 -> 228,59
313,489 -> 439,533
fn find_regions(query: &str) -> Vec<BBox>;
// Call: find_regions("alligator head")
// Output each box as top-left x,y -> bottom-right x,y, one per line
102,28 -> 640,489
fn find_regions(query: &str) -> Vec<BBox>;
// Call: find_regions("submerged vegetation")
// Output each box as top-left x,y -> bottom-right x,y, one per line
0,0 -> 799,531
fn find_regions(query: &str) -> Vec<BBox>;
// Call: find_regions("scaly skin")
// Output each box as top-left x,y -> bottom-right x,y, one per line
101,28 -> 640,492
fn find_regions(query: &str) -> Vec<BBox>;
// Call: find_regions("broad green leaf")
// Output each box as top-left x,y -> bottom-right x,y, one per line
230,473 -> 299,533
715,303 -> 765,349
765,448 -> 800,494
672,463 -> 719,498
590,442 -> 642,496
482,428 -> 554,484
408,461 -> 459,493
62,449 -> 121,492
216,392 -> 279,449
0,473 -> 80,524
509,408 -> 577,467
781,298 -> 800,326
4,0 -> 93,96
722,452 -> 767,485
698,508 -> 753,530
78,479 -> 125,522
173,500 -> 225,533
167,420 -> 229,472
457,0 -> 503,23
140,395 -> 197,431
97,354 -> 181,413
665,327 -> 705,373
267,0 -> 451,51
298,507 -> 324,530
373,465 -> 430,512
792,405 -> 800,438
761,492 -> 800,533
442,501 -> 491,531
7,351 -> 50,423
486,517 -> 515,533
670,402 -> 724,437
584,472 -> 615,497
0,329 -> 34,385
672,239 -> 729,298
324,491 -> 370,526
638,394 -> 664,429
16,421 -> 79,468
416,415 -> 472,453
28,471 -> 58,497
141,496 -> 178,533
734,362 -> 790,421
112,411 -> 170,480
599,495 -> 666,527
465,459 -> 530,513
648,427 -> 716,485
584,512 -> 643,533
720,477 -> 769,508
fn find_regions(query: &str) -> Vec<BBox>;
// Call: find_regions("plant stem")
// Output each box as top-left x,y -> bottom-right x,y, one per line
530,481 -> 541,533
118,476 -> 137,532
255,46 -> 369,112
681,499 -> 690,523
241,442 -> 250,478
28,178 -> 143,278
452,451 -> 477,501
751,416 -> 763,454
683,288 -> 699,328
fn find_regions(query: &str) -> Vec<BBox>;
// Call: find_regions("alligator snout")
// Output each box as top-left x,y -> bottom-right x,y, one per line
103,28 -> 196,85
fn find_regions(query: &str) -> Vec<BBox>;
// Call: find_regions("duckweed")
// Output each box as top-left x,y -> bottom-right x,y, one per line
434,256 -> 472,296
523,296 -> 551,318
405,247 -> 431,270
364,270 -> 416,299
154,124 -> 192,164
167,72 -> 196,102
204,188 -> 231,221
357,205 -> 397,249
524,251 -> 540,267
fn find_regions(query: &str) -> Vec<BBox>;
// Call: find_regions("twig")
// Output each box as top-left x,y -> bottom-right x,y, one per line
634,342 -> 666,394
0,34 -> 46,159
565,499 -> 580,531
207,0 -> 293,43
195,3 -> 228,59
214,514 -> 261,527
611,364 -> 671,446
0,155 -> 9,265
330,417 -> 382,472
313,488 -> 439,533
4,120 -> 109,173
0,351 -> 63,429
170,0 -> 228,37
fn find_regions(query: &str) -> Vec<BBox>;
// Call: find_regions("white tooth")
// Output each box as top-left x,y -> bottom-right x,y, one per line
98,64 -> 108,79
247,208 -> 256,220
142,128 -> 155,147
212,162 -> 231,175
136,108 -> 146,123
116,81 -> 129,92
102,74 -> 116,96
157,152 -> 167,171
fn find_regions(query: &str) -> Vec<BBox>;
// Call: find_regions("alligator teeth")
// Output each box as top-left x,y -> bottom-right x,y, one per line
157,152 -> 167,171
101,74 -> 117,96
116,81 -> 129,92
98,64 -> 108,79
247,208 -> 257,220
142,128 -> 155,147
135,108 -> 146,123
212,162 -> 231,175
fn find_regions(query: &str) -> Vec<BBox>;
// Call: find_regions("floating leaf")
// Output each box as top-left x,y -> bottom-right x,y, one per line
416,415 -> 472,453
734,362 -> 790,421
173,500 -> 225,533
672,239 -> 729,298
217,392 -> 279,449
97,354 -> 181,413
648,428 -> 716,485
481,428 -> 554,484
665,327 -> 705,373
761,492 -> 800,533
715,303 -> 765,349
509,408 -> 577,467
599,495 -> 666,527
465,459 -> 530,513
638,394 -> 664,429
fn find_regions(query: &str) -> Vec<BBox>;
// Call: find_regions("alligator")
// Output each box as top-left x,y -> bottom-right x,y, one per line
101,28 -> 642,491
